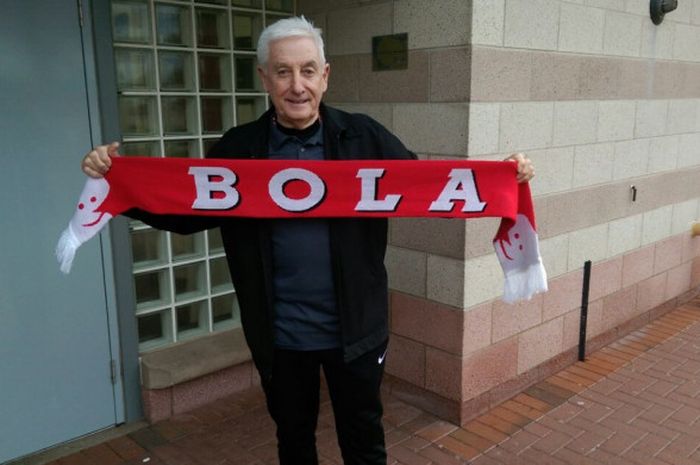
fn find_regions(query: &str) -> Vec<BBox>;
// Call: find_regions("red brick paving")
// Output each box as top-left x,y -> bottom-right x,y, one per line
40,296 -> 700,465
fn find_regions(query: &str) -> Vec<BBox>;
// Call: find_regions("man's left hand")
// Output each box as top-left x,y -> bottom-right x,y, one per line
505,153 -> 535,183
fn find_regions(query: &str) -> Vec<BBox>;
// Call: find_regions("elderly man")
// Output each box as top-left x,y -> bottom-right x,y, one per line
84,16 -> 534,465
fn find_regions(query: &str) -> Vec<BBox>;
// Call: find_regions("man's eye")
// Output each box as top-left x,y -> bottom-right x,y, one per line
277,69 -> 289,77
303,69 -> 315,76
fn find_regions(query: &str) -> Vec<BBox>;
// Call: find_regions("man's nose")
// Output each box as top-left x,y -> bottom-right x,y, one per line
291,71 -> 305,93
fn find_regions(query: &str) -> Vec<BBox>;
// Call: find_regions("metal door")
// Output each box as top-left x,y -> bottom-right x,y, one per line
0,1 -> 123,462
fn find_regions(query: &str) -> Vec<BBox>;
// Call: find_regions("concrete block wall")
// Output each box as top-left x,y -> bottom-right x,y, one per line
298,0 -> 700,424
462,0 -> 700,424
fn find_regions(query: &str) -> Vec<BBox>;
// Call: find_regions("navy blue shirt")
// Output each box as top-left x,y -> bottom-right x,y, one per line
268,120 -> 340,350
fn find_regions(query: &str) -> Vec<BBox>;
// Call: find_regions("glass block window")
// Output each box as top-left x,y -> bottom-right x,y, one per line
111,0 -> 293,351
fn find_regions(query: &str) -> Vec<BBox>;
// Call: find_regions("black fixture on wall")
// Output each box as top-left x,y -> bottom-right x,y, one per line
650,0 -> 678,25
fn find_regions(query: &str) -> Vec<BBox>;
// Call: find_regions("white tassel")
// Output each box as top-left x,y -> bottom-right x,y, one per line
501,261 -> 548,304
56,224 -> 81,274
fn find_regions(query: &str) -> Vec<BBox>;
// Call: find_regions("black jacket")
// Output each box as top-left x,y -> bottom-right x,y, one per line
131,104 -> 415,380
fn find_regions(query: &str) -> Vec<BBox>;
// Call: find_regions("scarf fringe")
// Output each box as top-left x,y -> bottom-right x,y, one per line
501,260 -> 548,304
56,224 -> 80,274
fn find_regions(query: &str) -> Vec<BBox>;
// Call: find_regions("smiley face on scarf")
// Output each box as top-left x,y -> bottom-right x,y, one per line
494,214 -> 540,266
71,178 -> 113,239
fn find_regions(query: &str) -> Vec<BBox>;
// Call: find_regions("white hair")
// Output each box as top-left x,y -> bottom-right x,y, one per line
256,16 -> 326,68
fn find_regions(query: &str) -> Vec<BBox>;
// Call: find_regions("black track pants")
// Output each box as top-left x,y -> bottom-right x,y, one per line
261,341 -> 389,465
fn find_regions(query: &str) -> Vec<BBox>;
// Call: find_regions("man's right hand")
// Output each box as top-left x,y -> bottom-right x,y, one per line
82,141 -> 119,178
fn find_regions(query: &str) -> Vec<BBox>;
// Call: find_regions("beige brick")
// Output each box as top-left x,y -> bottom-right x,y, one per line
579,56 -> 623,100
603,11 -> 642,57
472,0 -> 505,46
553,101 -> 598,146
681,75 -> 700,104
386,334 -> 425,387
572,143 -> 614,188
617,58 -> 648,100
622,245 -> 655,288
642,206 -> 673,246
425,348 -> 461,400
678,134 -> 700,168
462,338 -> 518,399
464,253 -> 504,307
539,234 -> 570,279
635,100 -> 669,138
667,99 -> 698,135
558,3 -> 604,54
327,3 -> 392,56
648,135 -> 679,174
427,254 -> 464,308
393,103 -> 469,155
672,199 -> 700,235
467,103 -> 499,156
394,0 -> 470,49
624,0 -> 648,15
386,246 -> 426,297
590,256 -> 624,302
568,223 -> 609,272
391,292 -> 465,355
333,103 -> 393,131
517,317 -> 564,374
608,214 -> 643,257
637,273 -> 668,313
499,102 -> 553,152
673,24 -> 700,62
530,52 -> 580,101
536,185 -> 611,238
504,0 -> 560,50
612,138 -> 649,180
357,51 -> 429,103
325,54 -> 359,103
652,61 -> 684,100
527,147 -> 574,196
543,269 -> 583,322
601,285 -> 638,329
666,262 -> 693,300
674,0 -> 695,24
597,100 -> 636,142
586,0 -> 624,8
463,302 -> 494,355
640,21 -> 675,59
430,47 -> 470,103
654,235 -> 683,274
492,293 -> 543,344
390,217 -> 466,259
297,0 -> 355,14
470,47 -> 532,102
464,217 -> 501,259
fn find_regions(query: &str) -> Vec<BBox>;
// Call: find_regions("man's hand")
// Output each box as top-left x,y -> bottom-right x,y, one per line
82,142 -> 119,178
505,152 -> 534,183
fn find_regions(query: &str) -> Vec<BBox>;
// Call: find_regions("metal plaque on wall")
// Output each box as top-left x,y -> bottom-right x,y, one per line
372,33 -> 408,71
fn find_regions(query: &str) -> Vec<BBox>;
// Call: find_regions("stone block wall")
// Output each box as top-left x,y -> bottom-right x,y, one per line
298,0 -> 700,424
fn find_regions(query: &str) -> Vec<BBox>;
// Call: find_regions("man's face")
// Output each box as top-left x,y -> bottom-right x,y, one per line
257,36 -> 330,129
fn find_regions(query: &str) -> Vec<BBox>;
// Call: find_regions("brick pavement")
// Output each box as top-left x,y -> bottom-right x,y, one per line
43,296 -> 700,465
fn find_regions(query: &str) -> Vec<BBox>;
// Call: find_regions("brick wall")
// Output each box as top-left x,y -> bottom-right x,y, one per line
298,0 -> 700,424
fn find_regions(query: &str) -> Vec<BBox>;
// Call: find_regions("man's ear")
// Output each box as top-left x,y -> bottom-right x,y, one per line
322,62 -> 330,91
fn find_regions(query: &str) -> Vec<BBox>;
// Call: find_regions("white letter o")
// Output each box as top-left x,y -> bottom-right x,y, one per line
268,168 -> 326,212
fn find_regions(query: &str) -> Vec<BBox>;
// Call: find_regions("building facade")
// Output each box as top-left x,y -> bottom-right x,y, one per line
2,0 -> 699,462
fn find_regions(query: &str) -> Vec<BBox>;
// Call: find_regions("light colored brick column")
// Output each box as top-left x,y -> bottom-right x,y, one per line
298,0 -> 700,425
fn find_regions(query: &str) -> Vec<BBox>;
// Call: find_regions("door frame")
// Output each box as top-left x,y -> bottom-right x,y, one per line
85,0 -> 143,423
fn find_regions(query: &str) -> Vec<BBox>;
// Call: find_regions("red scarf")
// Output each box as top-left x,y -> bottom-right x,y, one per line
57,157 -> 547,302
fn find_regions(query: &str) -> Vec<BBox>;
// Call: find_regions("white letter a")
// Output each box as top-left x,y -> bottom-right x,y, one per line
429,169 -> 487,213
